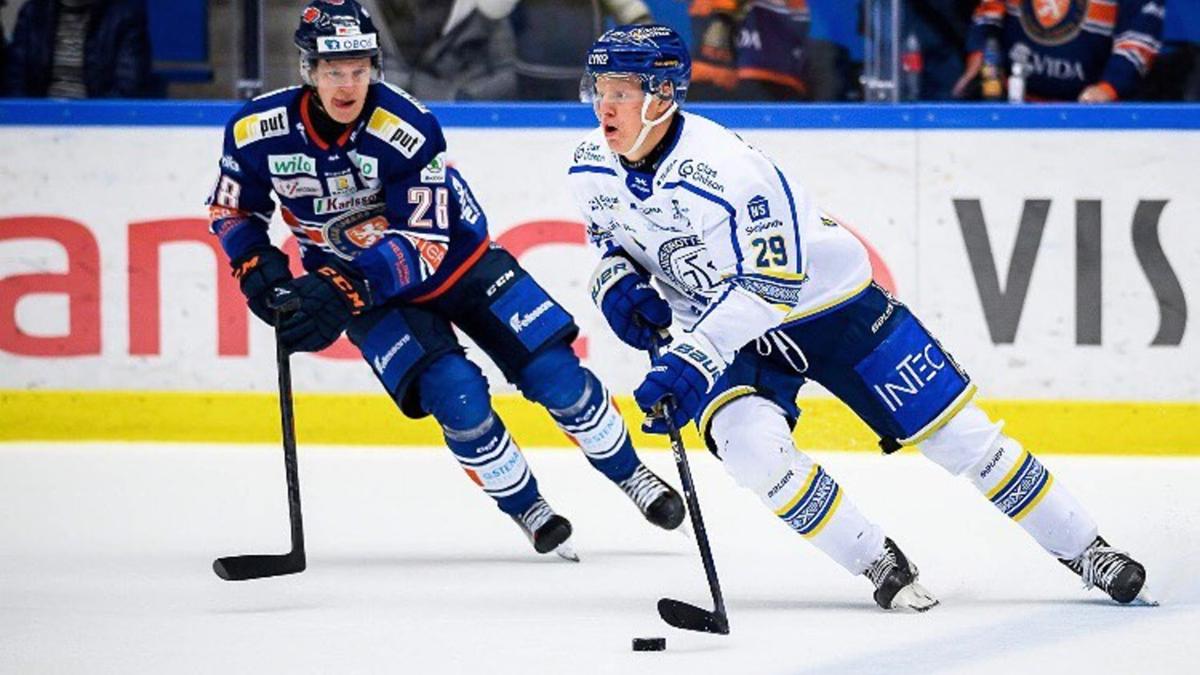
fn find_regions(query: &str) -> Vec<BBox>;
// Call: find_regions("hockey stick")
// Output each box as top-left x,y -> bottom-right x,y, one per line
647,340 -> 729,635
213,303 -> 307,581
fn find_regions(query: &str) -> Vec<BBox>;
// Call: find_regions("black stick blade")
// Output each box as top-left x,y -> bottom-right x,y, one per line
213,553 -> 306,581
657,598 -> 729,634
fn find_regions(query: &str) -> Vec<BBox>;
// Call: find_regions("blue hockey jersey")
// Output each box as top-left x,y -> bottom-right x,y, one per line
967,0 -> 1164,100
206,82 -> 491,303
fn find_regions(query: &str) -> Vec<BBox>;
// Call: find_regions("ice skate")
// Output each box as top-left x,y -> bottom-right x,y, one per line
1060,536 -> 1156,605
618,463 -> 686,530
511,498 -> 579,562
864,538 -> 939,612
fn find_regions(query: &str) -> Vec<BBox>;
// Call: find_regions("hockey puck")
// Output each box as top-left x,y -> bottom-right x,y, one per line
632,637 -> 666,652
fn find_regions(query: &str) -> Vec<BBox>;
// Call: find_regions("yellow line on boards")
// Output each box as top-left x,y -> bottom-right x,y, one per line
0,390 -> 1197,456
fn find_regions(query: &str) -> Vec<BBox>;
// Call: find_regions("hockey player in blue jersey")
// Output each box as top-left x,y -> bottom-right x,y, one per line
206,0 -> 685,560
569,24 -> 1154,608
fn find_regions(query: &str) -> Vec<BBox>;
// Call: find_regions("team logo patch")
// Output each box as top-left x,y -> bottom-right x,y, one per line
366,107 -> 426,158
233,107 -> 289,148
1019,0 -> 1086,45
322,205 -> 389,259
658,235 -> 721,300
302,7 -> 320,23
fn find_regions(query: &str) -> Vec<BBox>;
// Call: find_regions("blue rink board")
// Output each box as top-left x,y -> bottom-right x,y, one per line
0,99 -> 1197,129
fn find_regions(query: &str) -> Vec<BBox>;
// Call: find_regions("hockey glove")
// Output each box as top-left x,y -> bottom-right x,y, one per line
589,254 -> 672,351
231,247 -> 293,325
634,335 -> 723,434
271,262 -> 372,353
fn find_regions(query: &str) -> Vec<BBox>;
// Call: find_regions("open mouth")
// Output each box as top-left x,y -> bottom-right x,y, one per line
332,98 -> 357,112
603,123 -> 618,137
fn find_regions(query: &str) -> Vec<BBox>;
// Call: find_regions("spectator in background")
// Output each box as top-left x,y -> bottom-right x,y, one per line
5,0 -> 155,98
374,0 -> 518,101
903,0 -> 975,100
688,0 -> 814,102
953,0 -> 1165,102
807,0 -> 863,101
510,0 -> 653,100
1141,0 -> 1200,100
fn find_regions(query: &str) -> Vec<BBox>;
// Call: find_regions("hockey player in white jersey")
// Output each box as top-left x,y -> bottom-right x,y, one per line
568,25 -> 1154,609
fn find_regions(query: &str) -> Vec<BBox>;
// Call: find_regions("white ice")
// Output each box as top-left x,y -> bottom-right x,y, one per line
2,443 -> 1197,674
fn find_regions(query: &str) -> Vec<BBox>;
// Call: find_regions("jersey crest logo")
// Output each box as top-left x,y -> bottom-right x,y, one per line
1019,0 -> 1086,45
233,107 -> 289,148
658,235 -> 721,299
366,107 -> 426,158
322,205 -> 389,259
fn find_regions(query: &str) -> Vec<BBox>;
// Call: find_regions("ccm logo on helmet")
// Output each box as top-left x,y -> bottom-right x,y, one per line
318,34 -> 377,53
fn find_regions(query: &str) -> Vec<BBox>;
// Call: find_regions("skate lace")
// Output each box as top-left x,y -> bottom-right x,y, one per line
619,465 -> 667,513
865,546 -> 899,589
1077,544 -> 1130,592
518,499 -> 555,535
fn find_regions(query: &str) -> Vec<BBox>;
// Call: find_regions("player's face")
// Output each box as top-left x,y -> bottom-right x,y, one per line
313,57 -> 372,124
593,75 -> 673,159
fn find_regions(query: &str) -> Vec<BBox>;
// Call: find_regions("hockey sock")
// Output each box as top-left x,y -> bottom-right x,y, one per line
764,454 -> 886,575
519,348 -> 639,482
712,396 -> 885,575
443,412 -> 541,517
546,370 -> 639,482
965,434 -> 1098,559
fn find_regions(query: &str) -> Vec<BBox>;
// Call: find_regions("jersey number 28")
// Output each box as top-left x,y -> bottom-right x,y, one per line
408,187 -> 450,229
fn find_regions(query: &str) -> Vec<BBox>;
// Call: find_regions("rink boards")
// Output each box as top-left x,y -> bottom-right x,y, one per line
0,102 -> 1197,453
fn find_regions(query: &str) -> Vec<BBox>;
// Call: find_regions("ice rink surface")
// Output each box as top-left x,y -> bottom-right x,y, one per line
2,442 -> 1197,674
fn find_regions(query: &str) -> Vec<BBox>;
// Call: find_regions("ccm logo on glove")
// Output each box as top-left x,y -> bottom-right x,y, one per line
317,265 -> 368,313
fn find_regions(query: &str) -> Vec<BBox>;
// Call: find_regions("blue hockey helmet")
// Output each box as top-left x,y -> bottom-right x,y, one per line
581,24 -> 691,104
293,0 -> 383,85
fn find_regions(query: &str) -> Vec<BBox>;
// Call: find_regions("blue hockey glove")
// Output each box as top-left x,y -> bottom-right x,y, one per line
231,246 -> 293,325
589,254 -> 672,350
634,336 -> 723,434
271,263 -> 372,353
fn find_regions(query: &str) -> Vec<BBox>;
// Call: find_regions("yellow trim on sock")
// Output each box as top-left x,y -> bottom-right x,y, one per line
986,448 -> 1032,500
774,464 -> 819,517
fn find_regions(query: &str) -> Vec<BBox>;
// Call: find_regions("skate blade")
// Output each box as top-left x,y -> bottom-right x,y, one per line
1132,585 -> 1160,607
890,582 -> 939,612
554,543 -> 580,562
675,519 -> 692,539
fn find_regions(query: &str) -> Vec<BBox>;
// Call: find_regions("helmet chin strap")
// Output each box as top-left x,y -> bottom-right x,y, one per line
622,95 -> 677,158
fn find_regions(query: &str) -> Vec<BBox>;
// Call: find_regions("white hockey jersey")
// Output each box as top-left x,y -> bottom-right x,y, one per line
568,111 -> 872,366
